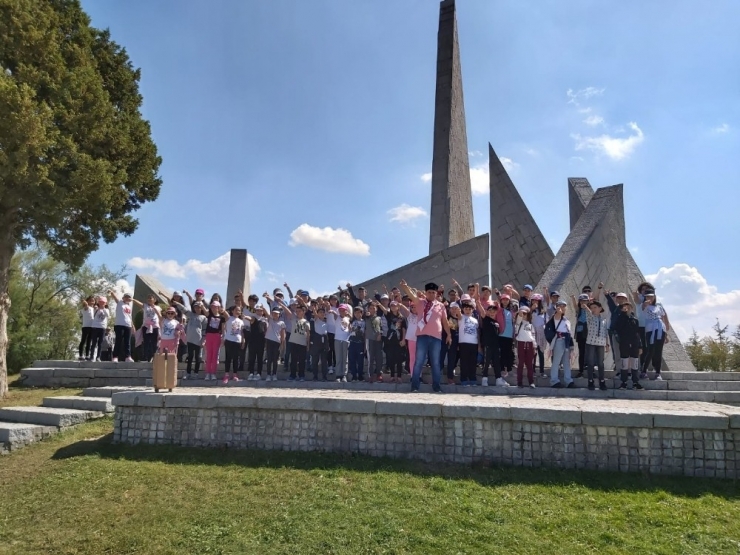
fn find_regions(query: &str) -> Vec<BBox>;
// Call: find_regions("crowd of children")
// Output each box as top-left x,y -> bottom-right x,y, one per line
77,279 -> 672,392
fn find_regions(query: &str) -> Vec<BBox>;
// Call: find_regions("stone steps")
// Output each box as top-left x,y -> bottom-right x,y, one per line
83,386 -> 150,398
42,396 -> 114,413
0,422 -> 57,455
0,400 -> 106,455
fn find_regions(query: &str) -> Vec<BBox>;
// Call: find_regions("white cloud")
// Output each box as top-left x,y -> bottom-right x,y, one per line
629,246 -> 639,254
572,122 -> 644,160
420,172 -> 432,183
524,148 -> 539,157
469,150 -> 484,157
470,163 -> 489,195
288,224 -> 370,256
387,204 -> 428,224
713,123 -> 730,133
499,156 -> 518,173
127,252 -> 261,284
567,87 -> 605,106
583,115 -> 604,127
645,263 -> 740,341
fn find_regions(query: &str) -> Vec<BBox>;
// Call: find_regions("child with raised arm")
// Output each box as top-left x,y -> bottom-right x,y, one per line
222,306 -> 245,383
514,306 -> 536,388
203,300 -> 227,380
136,294 -> 162,362
90,296 -> 109,362
108,290 -> 135,362
159,305 -> 184,355
328,303 -> 351,383
174,291 -> 208,379
78,296 -> 95,361
263,296 -> 287,381
347,306 -> 366,382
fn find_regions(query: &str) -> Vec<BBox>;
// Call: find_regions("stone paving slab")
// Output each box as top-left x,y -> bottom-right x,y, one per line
83,386 -> 150,398
42,396 -> 114,413
0,406 -> 103,427
111,388 -> 740,430
0,422 -> 57,454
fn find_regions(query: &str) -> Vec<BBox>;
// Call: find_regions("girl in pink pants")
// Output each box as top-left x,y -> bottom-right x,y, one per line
203,301 -> 226,380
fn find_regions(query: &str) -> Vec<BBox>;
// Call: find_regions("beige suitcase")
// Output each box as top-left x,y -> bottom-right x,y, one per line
152,350 -> 177,392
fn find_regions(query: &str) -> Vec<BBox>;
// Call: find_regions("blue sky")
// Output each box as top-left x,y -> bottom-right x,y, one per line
81,0 -> 740,339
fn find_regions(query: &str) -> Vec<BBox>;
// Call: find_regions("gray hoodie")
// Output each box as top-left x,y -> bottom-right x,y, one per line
175,302 -> 208,345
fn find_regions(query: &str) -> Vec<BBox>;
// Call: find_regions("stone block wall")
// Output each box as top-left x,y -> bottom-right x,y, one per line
113,391 -> 740,478
356,234 -> 489,294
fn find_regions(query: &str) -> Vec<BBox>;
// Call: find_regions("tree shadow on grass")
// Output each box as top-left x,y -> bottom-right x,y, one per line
52,434 -> 740,501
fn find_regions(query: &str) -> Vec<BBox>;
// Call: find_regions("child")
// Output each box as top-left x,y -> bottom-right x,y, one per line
264,305 -> 286,381
203,300 -> 226,380
365,303 -> 384,382
398,302 -> 418,378
309,305 -> 330,381
173,296 -> 208,379
444,302 -> 461,385
514,306 -> 536,388
348,307 -> 366,382
137,294 -> 162,362
477,298 -> 502,387
102,328 -> 115,361
641,289 -> 671,380
325,295 -> 339,375
222,306 -> 245,383
78,297 -> 94,361
530,294 -> 548,378
544,300 -> 575,388
458,301 -> 479,386
613,302 -> 644,390
90,297 -> 109,362
108,290 -> 135,363
571,293 -> 591,378
329,303 -> 351,383
285,304 -> 310,381
495,294 -> 515,379
385,303 -> 406,383
585,300 -> 609,391
159,306 -> 184,355
244,305 -> 268,380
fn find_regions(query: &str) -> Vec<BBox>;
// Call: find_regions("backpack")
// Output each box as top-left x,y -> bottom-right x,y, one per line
544,317 -> 556,343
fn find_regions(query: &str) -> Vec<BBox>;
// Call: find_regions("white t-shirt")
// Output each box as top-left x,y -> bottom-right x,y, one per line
405,313 -> 419,342
288,318 -> 310,346
265,318 -> 286,343
143,305 -> 160,329
80,307 -> 93,327
331,313 -> 351,342
515,320 -> 535,343
224,316 -> 245,343
92,307 -> 109,330
325,307 -> 338,333
115,301 -> 133,327
459,315 -> 479,345
160,318 -> 180,341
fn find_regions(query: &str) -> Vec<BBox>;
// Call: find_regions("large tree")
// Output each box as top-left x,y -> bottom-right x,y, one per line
0,0 -> 161,396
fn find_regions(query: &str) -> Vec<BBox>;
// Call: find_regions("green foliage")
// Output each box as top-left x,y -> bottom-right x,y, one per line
0,0 -> 162,265
7,244 -> 126,373
684,321 -> 740,371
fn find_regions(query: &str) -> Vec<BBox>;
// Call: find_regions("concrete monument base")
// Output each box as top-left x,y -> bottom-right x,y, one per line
112,388 -> 740,478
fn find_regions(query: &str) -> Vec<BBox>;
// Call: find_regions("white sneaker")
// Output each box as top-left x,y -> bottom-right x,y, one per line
481,377 -> 489,387
125,357 -> 134,362
495,377 -> 509,387
530,383 -> 536,389
271,374 -> 278,381
264,374 -> 270,380
248,373 -> 255,381
254,374 -> 261,381
112,357 -> 118,363
182,374 -> 188,380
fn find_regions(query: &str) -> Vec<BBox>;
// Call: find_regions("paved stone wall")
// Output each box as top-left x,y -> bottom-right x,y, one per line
112,390 -> 740,478
489,144 -> 554,289
355,234 -> 489,295
567,179 -> 695,372
428,0 -> 475,255
226,248 -> 251,301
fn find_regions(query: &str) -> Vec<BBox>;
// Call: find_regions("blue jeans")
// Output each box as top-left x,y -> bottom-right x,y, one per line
411,335 -> 442,391
550,338 -> 573,386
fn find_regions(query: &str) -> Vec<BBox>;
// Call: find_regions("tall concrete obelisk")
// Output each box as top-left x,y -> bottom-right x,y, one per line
428,0 -> 475,255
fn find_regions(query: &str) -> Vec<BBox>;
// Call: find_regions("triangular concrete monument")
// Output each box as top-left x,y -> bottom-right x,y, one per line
566,179 -> 695,371
489,143 -> 554,288
428,0 -> 475,255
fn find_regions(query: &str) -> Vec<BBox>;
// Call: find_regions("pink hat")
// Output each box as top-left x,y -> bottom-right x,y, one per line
210,301 -> 221,307
500,294 -> 511,301
96,297 -> 107,305
338,304 -> 351,312
195,288 -> 205,295
460,294 -> 472,302
531,293 -> 543,301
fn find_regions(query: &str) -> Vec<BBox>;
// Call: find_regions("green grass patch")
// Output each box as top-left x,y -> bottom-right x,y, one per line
1,418 -> 739,554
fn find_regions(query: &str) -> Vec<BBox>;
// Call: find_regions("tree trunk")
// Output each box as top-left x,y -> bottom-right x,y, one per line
0,233 -> 15,398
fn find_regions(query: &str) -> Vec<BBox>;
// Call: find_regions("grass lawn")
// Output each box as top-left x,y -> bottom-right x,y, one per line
0,416 -> 739,554
1,374 -> 84,408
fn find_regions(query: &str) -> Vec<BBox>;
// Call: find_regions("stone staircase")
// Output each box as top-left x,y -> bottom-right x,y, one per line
0,394 -> 114,455
18,360 -> 740,406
